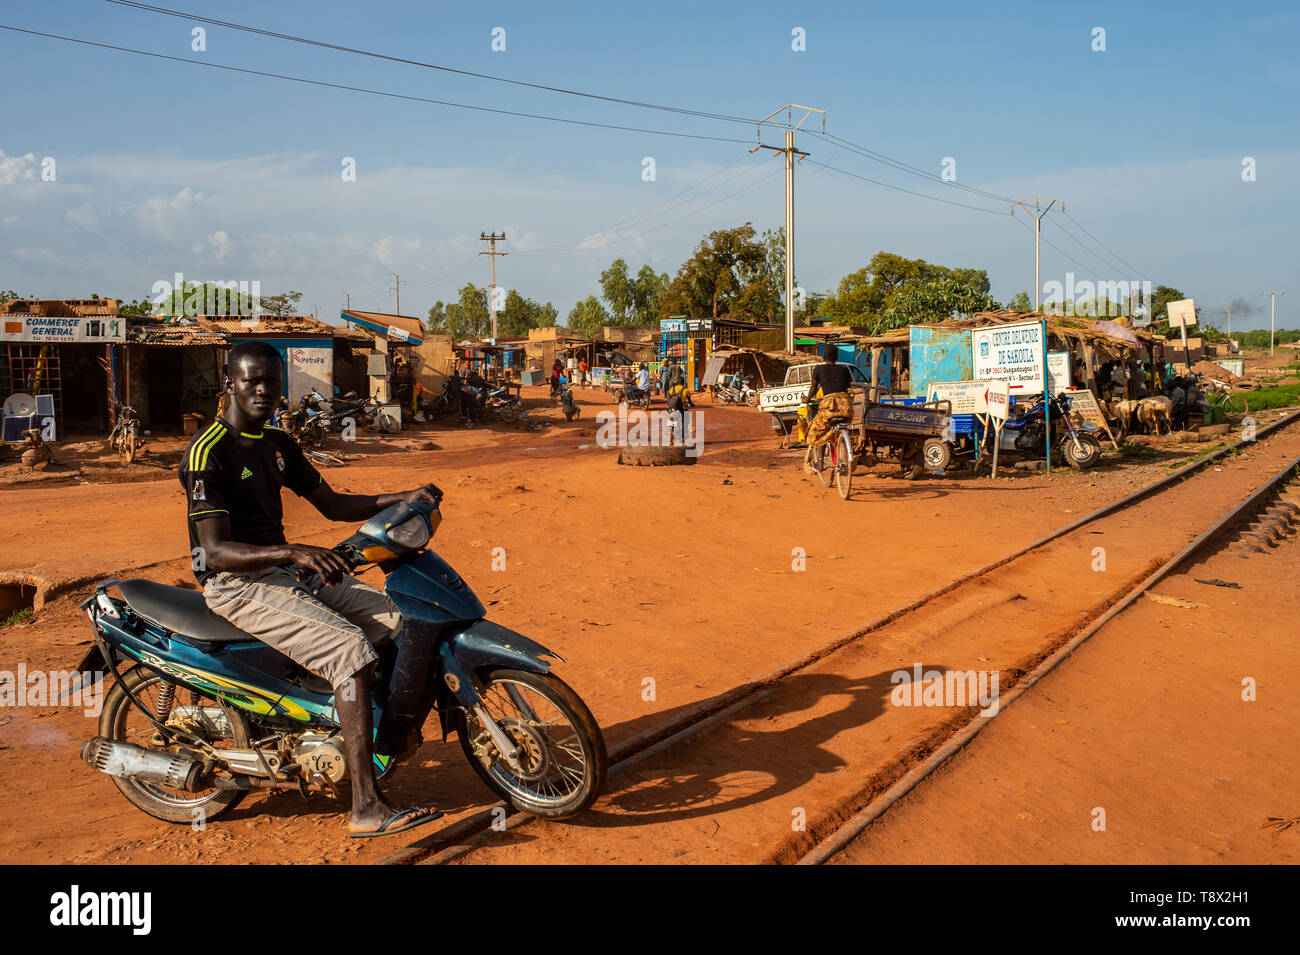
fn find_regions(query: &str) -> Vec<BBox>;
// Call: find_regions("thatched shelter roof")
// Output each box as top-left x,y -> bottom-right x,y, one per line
850,311 -> 1147,360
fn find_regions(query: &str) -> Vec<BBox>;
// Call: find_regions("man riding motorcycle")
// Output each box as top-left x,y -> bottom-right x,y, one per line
179,341 -> 442,838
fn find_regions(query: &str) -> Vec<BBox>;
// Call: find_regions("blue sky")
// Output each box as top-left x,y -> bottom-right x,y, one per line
1,0 -> 1297,330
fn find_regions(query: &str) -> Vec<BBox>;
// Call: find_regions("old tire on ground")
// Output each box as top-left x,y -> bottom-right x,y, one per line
617,444 -> 697,466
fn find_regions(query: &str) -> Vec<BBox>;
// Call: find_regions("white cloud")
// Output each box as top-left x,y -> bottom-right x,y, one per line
0,151 -> 38,186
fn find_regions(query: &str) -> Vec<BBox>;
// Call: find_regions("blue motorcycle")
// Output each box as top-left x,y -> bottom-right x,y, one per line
75,499 -> 607,824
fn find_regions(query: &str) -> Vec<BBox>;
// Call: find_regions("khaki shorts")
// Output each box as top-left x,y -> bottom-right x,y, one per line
203,565 -> 403,689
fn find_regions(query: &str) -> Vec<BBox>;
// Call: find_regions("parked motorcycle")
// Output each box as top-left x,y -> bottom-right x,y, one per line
74,497 -> 608,823
715,374 -> 758,407
485,386 -> 526,425
558,381 -> 579,421
1004,392 -> 1103,469
106,400 -> 144,464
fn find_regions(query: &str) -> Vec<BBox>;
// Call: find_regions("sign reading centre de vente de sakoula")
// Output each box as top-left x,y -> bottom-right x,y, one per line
971,320 -> 1046,393
1,314 -> 125,344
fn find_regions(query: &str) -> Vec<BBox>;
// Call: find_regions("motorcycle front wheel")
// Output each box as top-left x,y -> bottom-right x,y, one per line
1063,432 -> 1102,469
456,668 -> 607,820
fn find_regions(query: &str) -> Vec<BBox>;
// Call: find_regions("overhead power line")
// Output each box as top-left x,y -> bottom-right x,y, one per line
103,0 -> 759,127
521,153 -> 772,256
1062,211 -> 1148,279
518,163 -> 786,257
805,160 -> 1010,216
0,24 -> 751,144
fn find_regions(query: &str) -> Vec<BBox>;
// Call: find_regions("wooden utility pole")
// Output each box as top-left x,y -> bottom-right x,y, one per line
480,232 -> 508,340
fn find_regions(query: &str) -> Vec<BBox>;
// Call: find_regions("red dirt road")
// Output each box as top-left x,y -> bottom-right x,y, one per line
1,387 -> 1296,864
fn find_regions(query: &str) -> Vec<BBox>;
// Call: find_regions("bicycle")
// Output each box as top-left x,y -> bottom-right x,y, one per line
1207,390 -> 1248,419
805,406 -> 856,501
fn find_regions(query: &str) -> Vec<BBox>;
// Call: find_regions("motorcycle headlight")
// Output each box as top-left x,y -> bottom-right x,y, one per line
387,513 -> 431,550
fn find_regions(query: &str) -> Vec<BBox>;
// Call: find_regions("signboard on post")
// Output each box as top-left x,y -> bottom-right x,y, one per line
925,380 -> 989,415
1,314 -> 124,344
1046,351 -> 1071,394
1063,387 -> 1118,448
972,320 -> 1047,394
1166,300 -> 1197,328
1166,298 -> 1197,368
986,379 -> 1010,478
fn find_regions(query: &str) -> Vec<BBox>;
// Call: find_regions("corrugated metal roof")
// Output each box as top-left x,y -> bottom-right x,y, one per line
0,298 -> 120,317
340,309 -> 425,344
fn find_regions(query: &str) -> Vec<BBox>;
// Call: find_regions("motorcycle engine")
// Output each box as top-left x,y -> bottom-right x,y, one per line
291,733 -> 348,783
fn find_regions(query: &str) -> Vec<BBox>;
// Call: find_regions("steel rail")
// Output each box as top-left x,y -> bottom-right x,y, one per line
380,408 -> 1300,865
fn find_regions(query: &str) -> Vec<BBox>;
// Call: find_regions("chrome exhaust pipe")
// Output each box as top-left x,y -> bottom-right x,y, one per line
80,737 -> 206,792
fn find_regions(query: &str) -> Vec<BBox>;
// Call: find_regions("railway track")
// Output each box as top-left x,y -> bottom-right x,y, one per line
380,409 -> 1300,866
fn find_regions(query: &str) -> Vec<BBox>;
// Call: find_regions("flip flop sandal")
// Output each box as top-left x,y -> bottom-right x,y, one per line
349,806 -> 443,839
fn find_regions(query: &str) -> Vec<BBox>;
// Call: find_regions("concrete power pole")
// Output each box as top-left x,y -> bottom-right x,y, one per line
1012,198 -> 1065,312
754,105 -> 824,353
389,273 -> 406,315
480,232 -> 508,340
1261,291 -> 1285,355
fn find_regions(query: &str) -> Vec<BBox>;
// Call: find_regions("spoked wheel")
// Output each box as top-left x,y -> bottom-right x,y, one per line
835,430 -> 854,500
98,665 -> 249,824
745,392 -> 759,407
1222,394 -> 1249,418
122,427 -> 137,465
1063,433 -> 1102,469
810,442 -> 833,486
456,669 -> 607,819
499,404 -> 520,424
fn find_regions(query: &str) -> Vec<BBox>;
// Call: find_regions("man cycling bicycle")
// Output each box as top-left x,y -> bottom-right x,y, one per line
802,345 -> 854,469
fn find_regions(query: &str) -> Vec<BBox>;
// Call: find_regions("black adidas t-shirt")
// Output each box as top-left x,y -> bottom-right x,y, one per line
178,418 -> 323,582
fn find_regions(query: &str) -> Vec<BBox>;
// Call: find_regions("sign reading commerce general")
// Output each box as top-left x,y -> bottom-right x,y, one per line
972,320 -> 1046,393
1,314 -> 125,344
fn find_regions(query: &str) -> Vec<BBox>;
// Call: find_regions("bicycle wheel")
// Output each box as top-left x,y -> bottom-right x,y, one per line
1222,394 -> 1248,418
835,430 -> 853,500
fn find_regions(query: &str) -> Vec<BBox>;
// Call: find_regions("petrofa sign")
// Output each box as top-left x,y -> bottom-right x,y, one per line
290,348 -> 326,366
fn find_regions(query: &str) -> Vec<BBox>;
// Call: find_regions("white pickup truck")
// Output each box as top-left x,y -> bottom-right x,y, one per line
757,361 -> 871,432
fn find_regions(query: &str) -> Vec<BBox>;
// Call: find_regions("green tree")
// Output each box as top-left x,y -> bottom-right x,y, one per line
661,224 -> 774,321
257,290 -> 303,318
599,258 -> 635,323
633,265 -> 670,324
878,277 -> 999,331
154,281 -> 265,318
567,295 -> 609,337
497,291 -> 557,337
821,252 -> 992,326
454,283 -> 490,339
426,300 -> 447,334
1006,290 -> 1032,312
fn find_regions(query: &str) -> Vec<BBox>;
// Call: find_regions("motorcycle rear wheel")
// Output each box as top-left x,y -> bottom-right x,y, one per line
99,665 -> 249,824
456,668 -> 607,820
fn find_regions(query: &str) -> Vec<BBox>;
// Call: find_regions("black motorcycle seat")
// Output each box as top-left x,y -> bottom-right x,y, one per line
117,579 -> 255,643
827,416 -> 851,426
